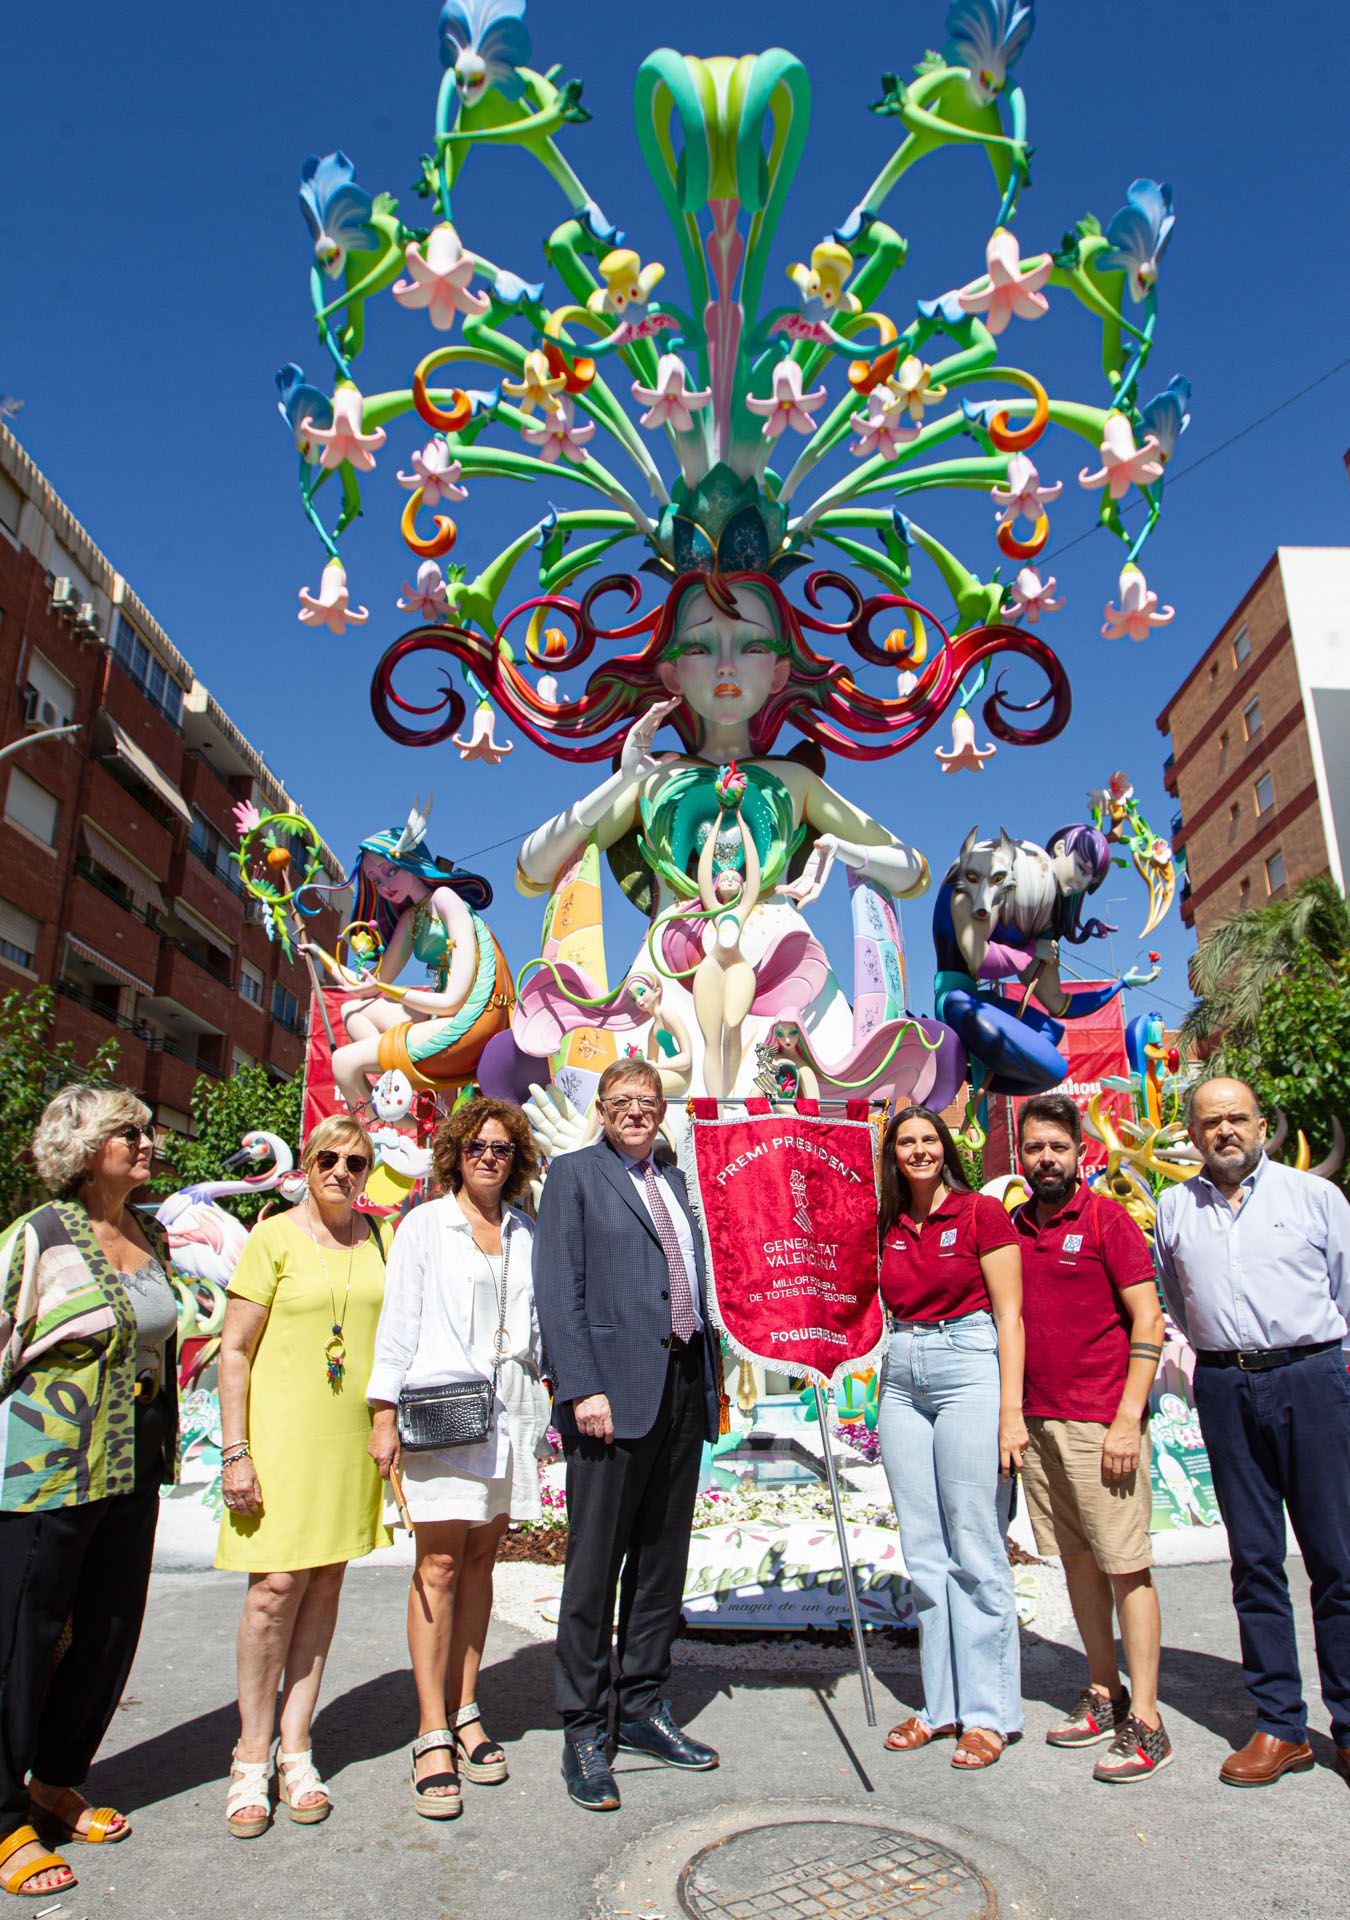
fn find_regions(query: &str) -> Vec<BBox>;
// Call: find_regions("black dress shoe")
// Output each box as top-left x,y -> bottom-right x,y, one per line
562,1735 -> 621,1811
616,1700 -> 719,1770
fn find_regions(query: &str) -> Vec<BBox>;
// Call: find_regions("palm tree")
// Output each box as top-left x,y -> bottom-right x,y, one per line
1180,874 -> 1350,1065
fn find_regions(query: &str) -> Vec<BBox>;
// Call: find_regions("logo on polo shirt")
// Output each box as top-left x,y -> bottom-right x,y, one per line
939,1228 -> 958,1248
1062,1233 -> 1084,1254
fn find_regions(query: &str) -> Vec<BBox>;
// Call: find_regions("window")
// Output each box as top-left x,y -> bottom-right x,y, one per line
1242,696 -> 1263,739
0,472 -> 20,537
1232,623 -> 1250,665
1266,849 -> 1287,894
4,768 -> 58,845
232,1047 -> 256,1075
1238,876 -> 1251,901
240,961 -> 264,1007
0,900 -> 38,970
23,650 -> 76,730
112,613 -> 184,727
189,808 -> 237,887
1255,773 -> 1275,815
271,983 -> 299,1029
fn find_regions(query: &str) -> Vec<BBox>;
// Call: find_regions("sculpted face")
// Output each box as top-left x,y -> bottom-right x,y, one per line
1049,838 -> 1097,893
658,584 -> 791,729
362,853 -> 429,905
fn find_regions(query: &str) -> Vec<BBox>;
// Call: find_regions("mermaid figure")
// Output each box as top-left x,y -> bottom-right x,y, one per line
304,803 -> 512,1113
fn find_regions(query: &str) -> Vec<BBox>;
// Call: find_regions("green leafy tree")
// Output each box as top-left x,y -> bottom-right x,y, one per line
1180,874 -> 1350,1060
157,1065 -> 303,1224
1215,947 -> 1350,1197
0,987 -> 121,1223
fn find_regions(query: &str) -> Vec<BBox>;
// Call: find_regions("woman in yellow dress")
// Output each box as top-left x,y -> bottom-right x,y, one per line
215,1116 -> 390,1837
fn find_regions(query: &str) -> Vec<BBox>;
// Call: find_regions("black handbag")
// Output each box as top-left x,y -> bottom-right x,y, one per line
395,1228 -> 511,1452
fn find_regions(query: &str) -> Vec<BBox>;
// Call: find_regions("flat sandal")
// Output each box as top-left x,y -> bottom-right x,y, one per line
884,1716 -> 958,1752
952,1727 -> 1005,1770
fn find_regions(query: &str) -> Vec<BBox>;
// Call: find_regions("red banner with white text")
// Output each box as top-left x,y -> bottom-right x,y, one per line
301,988 -> 352,1143
688,1102 -> 884,1389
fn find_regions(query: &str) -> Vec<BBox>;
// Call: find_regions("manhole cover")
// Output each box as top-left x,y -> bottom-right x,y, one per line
677,1819 -> 996,1920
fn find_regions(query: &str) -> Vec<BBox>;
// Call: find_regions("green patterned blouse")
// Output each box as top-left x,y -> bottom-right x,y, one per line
0,1199 -> 180,1512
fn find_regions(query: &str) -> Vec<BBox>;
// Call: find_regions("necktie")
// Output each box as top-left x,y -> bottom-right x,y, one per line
641,1161 -> 698,1345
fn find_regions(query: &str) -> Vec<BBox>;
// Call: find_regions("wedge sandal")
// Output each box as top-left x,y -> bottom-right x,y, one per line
410,1730 -> 462,1819
0,1824 -> 76,1899
453,1700 -> 509,1785
225,1752 -> 272,1839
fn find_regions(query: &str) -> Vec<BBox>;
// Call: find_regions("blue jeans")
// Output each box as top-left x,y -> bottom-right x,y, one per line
877,1311 -> 1022,1735
1194,1348 -> 1350,1745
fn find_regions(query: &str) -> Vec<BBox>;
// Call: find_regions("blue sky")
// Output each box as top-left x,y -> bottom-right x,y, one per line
3,0 -> 1348,1030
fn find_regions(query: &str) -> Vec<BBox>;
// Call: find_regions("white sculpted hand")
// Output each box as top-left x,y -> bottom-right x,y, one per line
522,1082 -> 595,1205
620,696 -> 682,785
775,833 -> 855,908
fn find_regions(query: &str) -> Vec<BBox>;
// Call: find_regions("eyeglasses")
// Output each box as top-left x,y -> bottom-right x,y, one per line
602,1096 -> 661,1115
464,1140 -> 515,1163
110,1123 -> 154,1148
314,1150 -> 370,1174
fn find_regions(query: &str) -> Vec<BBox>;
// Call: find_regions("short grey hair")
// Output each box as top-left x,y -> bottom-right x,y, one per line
596,1058 -> 663,1103
31,1084 -> 153,1198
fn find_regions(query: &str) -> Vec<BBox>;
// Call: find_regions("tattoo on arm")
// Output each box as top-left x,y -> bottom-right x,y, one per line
1128,1341 -> 1163,1358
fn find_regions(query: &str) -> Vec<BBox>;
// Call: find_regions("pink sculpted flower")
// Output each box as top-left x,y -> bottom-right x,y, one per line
746,359 -> 828,439
297,558 -> 369,635
231,799 -> 262,837
990,454 -> 1062,529
631,355 -> 712,432
392,223 -> 490,331
1007,566 -> 1064,623
452,702 -> 514,764
934,707 -> 997,773
849,383 -> 917,459
1079,412 -> 1165,500
397,560 -> 449,619
957,228 -> 1052,335
300,384 -> 386,473
396,438 -> 468,505
1101,563 -> 1176,642
522,395 -> 595,464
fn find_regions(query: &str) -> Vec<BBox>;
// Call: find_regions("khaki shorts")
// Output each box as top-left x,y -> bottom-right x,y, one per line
1021,1418 -> 1154,1574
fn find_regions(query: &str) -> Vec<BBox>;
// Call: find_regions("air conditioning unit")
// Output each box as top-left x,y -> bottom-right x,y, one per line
73,601 -> 101,638
21,685 -> 71,732
49,578 -> 78,616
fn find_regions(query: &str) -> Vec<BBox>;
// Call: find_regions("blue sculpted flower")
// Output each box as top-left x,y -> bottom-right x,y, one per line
439,0 -> 531,104
943,0 -> 1036,103
275,364 -> 333,463
1138,375 -> 1192,464
299,152 -> 378,279
1100,180 -> 1175,302
492,268 -> 545,310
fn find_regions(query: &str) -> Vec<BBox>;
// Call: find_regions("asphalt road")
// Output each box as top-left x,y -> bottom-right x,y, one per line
49,1558 -> 1349,1920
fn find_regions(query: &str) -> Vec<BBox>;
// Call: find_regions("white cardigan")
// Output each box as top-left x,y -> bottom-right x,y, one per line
367,1193 -> 541,1483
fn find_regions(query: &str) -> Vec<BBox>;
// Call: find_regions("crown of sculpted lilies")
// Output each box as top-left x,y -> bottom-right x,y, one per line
277,0 -> 1189,765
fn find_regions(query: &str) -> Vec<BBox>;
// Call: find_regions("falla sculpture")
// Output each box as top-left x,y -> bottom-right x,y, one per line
278,0 -> 1186,1117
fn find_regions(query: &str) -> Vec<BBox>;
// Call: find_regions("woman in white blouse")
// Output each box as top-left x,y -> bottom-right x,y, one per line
367,1098 -> 548,1819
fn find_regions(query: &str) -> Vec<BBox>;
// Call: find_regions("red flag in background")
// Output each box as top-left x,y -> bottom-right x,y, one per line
984,983 -> 1131,1179
688,1103 -> 884,1389
302,988 -> 352,1143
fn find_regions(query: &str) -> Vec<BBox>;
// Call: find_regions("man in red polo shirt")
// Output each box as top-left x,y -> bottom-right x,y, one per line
1013,1092 -> 1171,1784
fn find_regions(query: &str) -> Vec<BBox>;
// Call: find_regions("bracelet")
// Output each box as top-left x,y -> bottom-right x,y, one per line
221,1443 -> 251,1466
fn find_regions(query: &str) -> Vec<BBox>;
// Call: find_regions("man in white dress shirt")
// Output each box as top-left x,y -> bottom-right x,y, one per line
1155,1078 -> 1350,1789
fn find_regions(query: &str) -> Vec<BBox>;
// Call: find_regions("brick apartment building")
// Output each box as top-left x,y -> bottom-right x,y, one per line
0,425 -> 345,1137
1158,546 -> 1350,942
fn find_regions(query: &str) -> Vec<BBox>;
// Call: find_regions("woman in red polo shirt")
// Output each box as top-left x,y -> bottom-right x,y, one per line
876,1105 -> 1027,1770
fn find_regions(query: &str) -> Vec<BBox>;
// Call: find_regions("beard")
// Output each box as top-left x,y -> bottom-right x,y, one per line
1026,1165 -> 1077,1208
1204,1139 -> 1265,1185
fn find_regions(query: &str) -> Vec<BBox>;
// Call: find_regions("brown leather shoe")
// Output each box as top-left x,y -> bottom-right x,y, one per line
1335,1746 -> 1350,1786
1219,1732 -> 1314,1787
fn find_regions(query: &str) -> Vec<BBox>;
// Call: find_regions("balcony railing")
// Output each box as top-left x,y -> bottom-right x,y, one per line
56,979 -> 149,1037
74,859 -> 158,928
161,936 -> 233,988
187,841 -> 246,897
1170,812 -> 1183,839
146,1033 -> 225,1077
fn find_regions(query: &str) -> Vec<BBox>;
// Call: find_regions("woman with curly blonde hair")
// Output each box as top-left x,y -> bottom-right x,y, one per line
367,1097 -> 547,1817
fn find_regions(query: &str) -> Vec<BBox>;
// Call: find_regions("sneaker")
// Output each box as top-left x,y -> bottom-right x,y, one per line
1045,1685 -> 1129,1748
1093,1712 -> 1174,1784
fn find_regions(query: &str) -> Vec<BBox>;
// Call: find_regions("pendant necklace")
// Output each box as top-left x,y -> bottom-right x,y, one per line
309,1200 -> 357,1388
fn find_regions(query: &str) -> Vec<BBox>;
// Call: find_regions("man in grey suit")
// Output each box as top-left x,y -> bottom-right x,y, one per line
534,1058 -> 722,1810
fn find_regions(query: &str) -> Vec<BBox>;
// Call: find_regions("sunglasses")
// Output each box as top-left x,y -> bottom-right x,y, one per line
110,1123 -> 155,1148
464,1140 -> 515,1164
314,1150 -> 370,1174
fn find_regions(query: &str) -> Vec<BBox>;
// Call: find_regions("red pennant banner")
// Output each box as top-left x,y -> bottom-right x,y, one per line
689,1108 -> 884,1388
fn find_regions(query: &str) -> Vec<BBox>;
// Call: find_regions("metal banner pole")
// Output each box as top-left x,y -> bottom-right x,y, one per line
812,1382 -> 877,1727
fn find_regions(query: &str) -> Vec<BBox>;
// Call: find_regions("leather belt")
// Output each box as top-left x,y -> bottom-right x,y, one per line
1196,1338 -> 1341,1373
